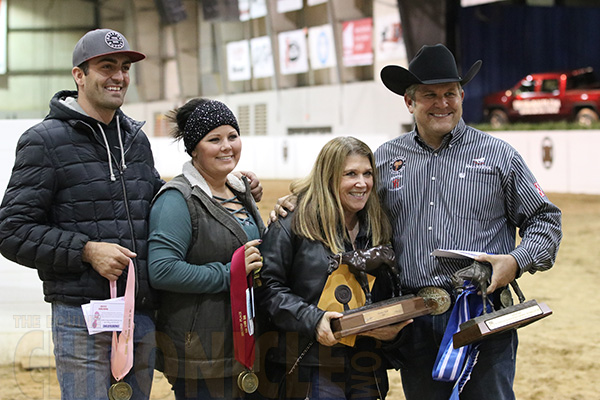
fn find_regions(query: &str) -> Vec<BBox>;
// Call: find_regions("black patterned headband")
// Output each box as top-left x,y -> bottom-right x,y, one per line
182,100 -> 240,155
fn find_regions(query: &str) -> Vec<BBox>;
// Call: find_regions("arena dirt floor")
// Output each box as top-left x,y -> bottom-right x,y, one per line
2,180 -> 599,400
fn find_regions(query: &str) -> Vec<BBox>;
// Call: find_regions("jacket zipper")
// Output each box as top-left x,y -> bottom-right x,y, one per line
186,300 -> 201,347
81,121 -> 141,298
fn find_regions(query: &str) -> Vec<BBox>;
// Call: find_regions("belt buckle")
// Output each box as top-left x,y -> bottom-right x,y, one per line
417,287 -> 451,315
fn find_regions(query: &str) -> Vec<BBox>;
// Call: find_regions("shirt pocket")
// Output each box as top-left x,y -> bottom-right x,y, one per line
450,169 -> 505,221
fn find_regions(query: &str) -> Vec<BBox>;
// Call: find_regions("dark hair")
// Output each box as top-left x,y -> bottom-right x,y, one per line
73,61 -> 90,91
78,61 -> 90,75
166,98 -> 211,141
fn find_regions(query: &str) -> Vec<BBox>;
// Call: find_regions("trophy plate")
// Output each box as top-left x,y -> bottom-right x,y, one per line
453,299 -> 552,348
331,294 -> 430,339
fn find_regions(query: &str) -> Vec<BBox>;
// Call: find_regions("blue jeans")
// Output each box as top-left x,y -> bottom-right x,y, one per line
271,357 -> 389,400
394,311 -> 517,400
51,302 -> 156,400
170,376 -> 246,400
307,365 -> 388,400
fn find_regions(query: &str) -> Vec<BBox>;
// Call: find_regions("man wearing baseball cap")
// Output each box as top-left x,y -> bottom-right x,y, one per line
375,44 -> 562,398
0,29 -> 163,399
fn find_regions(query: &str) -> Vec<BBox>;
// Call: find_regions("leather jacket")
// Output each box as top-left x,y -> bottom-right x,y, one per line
255,212 -> 391,368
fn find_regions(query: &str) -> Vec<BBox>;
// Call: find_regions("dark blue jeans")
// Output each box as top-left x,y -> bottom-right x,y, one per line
51,302 -> 155,400
395,310 -> 517,400
270,356 -> 389,400
170,375 -> 245,400
307,364 -> 388,400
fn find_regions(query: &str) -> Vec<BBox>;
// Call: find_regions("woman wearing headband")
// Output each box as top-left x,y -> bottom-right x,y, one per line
148,98 -> 265,399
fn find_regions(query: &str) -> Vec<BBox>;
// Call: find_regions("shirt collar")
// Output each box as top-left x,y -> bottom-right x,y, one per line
412,118 -> 467,151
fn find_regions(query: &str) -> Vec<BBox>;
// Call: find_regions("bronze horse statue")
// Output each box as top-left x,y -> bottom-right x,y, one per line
452,260 -> 526,314
328,244 -> 401,305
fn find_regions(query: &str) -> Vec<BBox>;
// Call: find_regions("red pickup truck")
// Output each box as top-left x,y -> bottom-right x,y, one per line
483,67 -> 600,128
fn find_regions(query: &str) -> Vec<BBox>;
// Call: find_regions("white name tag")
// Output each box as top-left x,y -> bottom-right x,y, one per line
82,297 -> 125,335
246,287 -> 255,336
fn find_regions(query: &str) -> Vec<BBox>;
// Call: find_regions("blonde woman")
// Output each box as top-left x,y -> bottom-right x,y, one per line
256,136 -> 409,400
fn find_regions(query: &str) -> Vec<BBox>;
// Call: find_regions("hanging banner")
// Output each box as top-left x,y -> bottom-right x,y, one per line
227,40 -> 251,81
0,0 -> 6,75
251,36 -> 274,78
278,29 -> 308,75
376,14 -> 406,61
240,0 -> 267,21
250,0 -> 268,19
239,0 -> 250,21
308,24 -> 336,70
342,18 -> 373,67
277,0 -> 302,14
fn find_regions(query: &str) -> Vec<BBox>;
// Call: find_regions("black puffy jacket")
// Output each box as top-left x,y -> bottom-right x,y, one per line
0,90 -> 164,309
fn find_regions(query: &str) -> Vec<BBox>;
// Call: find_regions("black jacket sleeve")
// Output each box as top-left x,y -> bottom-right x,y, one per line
0,126 -> 89,273
256,217 -> 325,340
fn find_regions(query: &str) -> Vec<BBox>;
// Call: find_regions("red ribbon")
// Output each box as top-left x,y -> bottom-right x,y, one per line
230,246 -> 255,369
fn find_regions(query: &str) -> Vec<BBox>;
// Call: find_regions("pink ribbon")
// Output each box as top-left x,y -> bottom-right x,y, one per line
109,259 -> 136,381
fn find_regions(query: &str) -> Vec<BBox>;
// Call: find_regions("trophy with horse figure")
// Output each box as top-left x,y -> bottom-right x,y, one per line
319,244 -> 431,339
451,260 -> 553,348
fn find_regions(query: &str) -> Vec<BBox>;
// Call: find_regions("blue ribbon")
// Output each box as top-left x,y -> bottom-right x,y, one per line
432,282 -> 492,398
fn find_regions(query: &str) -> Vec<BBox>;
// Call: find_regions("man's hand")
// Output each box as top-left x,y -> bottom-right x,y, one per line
475,253 -> 519,294
234,170 -> 263,202
316,311 -> 343,347
268,194 -> 297,224
360,319 -> 413,341
82,241 -> 136,281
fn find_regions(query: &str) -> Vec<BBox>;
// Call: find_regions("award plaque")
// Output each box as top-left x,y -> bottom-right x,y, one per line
331,294 -> 430,339
451,261 -> 553,348
453,299 -> 552,348
321,245 -> 432,341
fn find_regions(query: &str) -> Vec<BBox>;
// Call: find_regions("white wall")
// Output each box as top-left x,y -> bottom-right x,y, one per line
0,120 -> 598,365
0,120 -> 53,366
151,128 -> 600,195
491,130 -> 599,194
123,81 -> 414,144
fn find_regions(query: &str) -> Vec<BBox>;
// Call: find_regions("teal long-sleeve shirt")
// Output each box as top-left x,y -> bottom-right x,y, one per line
147,189 -> 259,294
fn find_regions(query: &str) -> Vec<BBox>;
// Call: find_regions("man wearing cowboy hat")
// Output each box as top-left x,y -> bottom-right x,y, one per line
376,44 -> 562,399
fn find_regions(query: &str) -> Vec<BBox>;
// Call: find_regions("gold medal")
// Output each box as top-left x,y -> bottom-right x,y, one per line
418,287 -> 451,315
237,370 -> 259,393
108,381 -> 133,400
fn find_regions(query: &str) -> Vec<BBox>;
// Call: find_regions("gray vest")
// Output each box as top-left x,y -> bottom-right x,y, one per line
155,174 -> 265,379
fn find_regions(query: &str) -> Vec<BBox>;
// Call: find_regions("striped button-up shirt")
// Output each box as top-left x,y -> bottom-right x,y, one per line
375,119 -> 562,292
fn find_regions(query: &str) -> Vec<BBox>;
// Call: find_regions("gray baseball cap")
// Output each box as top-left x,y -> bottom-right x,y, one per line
72,29 -> 146,67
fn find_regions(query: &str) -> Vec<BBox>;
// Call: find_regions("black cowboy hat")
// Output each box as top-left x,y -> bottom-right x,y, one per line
381,43 -> 482,96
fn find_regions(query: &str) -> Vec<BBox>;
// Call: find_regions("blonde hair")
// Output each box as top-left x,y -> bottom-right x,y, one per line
291,136 -> 391,254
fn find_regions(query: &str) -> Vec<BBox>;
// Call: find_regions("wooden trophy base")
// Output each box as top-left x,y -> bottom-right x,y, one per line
453,299 -> 552,348
331,294 -> 430,339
